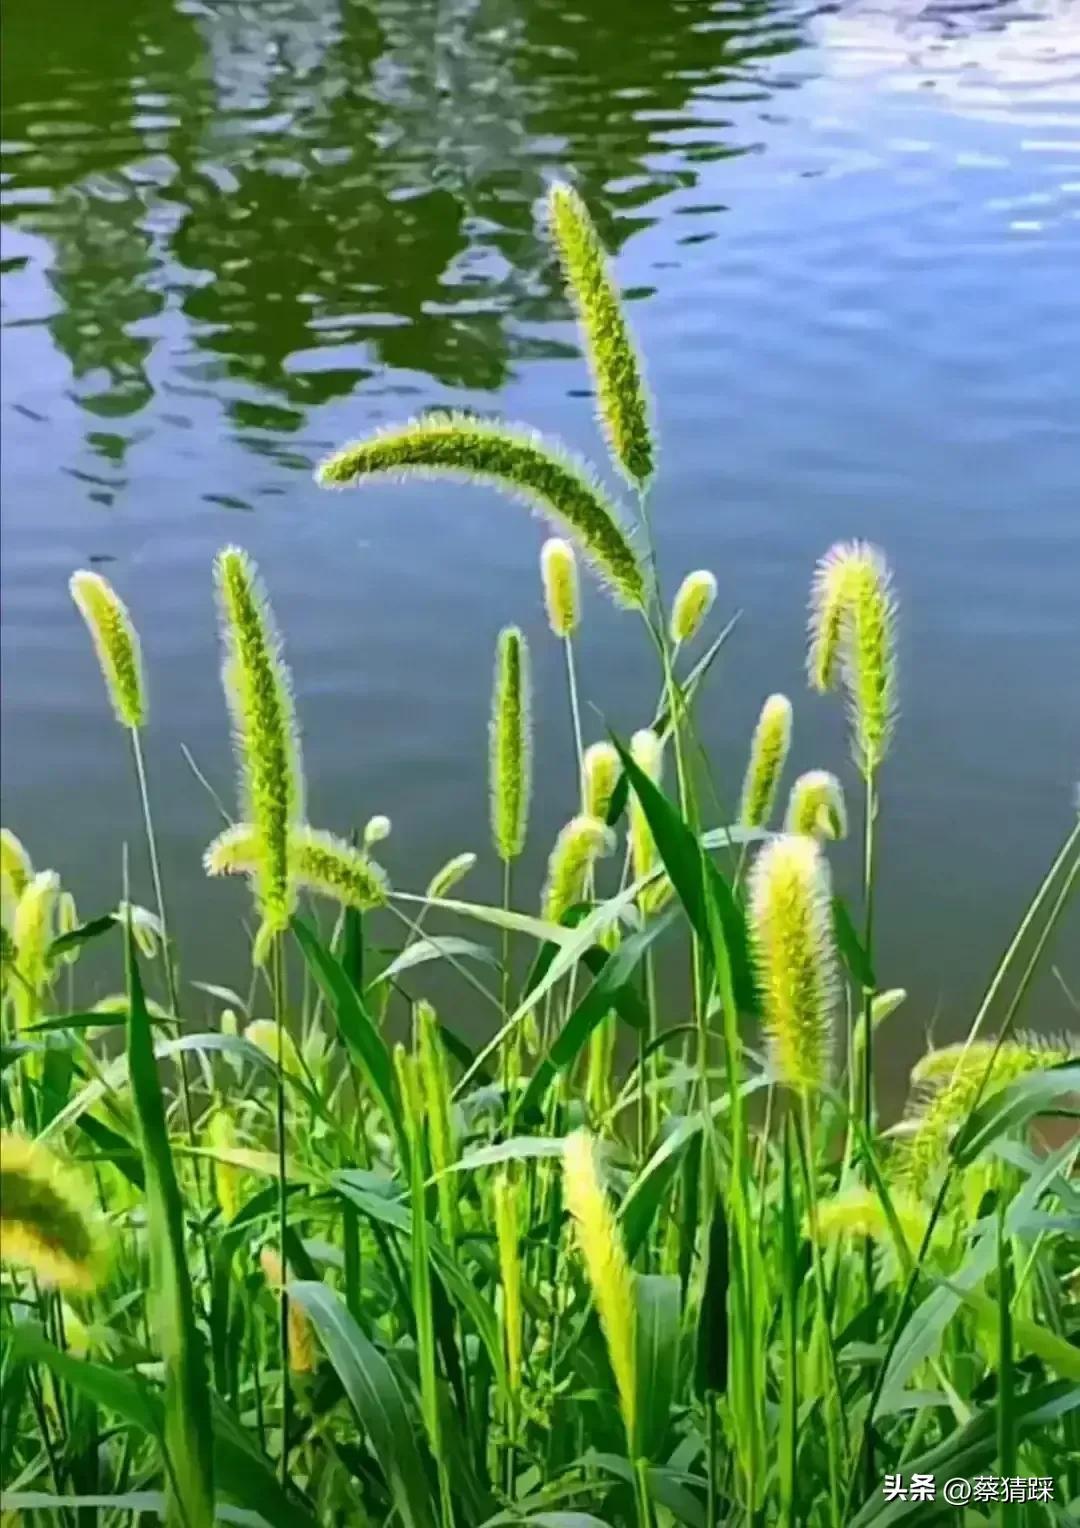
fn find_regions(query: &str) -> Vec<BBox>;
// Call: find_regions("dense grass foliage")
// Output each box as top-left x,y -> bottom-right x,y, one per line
2,185 -> 1078,1528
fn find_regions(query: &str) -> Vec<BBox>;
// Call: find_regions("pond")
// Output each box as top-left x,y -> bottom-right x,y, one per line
2,0 -> 1078,1090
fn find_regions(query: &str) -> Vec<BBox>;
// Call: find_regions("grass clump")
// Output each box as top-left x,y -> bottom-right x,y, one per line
1,185 -> 1078,1528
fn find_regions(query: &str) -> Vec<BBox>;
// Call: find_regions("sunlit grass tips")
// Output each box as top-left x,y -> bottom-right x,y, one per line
541,537 -> 580,637
670,569 -> 717,647
542,815 -> 613,923
808,541 -> 897,775
785,769 -> 847,841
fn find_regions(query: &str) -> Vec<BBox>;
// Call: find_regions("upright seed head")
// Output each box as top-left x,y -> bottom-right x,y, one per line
56,891 -> 81,967
0,1132 -> 113,1292
69,572 -> 146,730
260,1247 -> 316,1374
1,829 -> 33,914
245,1018 -> 303,1080
425,851 -> 477,900
490,626 -> 532,863
540,537 -> 580,638
12,870 -> 60,1021
748,835 -> 839,1095
542,815 -> 614,924
807,542 -> 897,775
213,548 -> 303,935
562,1130 -> 637,1451
547,183 -> 655,489
316,413 -> 646,610
629,728 -> 663,893
582,741 -> 621,823
785,770 -> 847,841
670,569 -> 718,647
207,1110 -> 242,1223
493,1172 -> 523,1394
739,694 -> 793,829
416,1002 -> 458,1241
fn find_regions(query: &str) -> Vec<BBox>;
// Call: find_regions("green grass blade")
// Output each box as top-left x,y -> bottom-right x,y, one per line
125,917 -> 216,1528
635,1274 -> 680,1462
288,1280 -> 438,1528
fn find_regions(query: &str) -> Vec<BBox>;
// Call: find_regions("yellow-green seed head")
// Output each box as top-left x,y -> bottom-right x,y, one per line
629,728 -> 663,893
541,537 -> 580,638
416,1002 -> 458,1240
582,741 -> 621,823
807,542 -> 897,776
56,891 -> 80,967
260,1247 -> 316,1374
493,1172 -> 523,1393
748,834 -> 839,1095
207,1109 -> 243,1223
542,815 -> 614,924
69,572 -> 146,729
245,1019 -> 303,1079
739,694 -> 793,829
316,412 -> 645,610
547,183 -> 655,489
363,814 -> 392,847
12,870 -> 59,1023
1,829 -> 33,920
490,626 -> 532,863
670,569 -> 717,647
203,823 -> 261,878
288,826 -> 388,911
214,548 -> 304,934
784,769 -> 847,841
425,851 -> 477,900
0,1131 -> 113,1292
562,1130 -> 637,1451
810,1185 -> 932,1262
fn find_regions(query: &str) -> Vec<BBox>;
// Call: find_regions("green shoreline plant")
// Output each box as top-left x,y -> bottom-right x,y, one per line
1,184 -> 1078,1528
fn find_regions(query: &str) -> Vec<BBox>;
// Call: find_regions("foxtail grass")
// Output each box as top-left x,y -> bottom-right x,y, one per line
739,693 -> 793,830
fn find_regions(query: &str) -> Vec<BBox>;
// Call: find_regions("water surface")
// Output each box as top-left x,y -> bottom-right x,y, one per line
3,0 -> 1078,1088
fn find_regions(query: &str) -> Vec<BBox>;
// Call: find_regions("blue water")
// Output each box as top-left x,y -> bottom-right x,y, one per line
3,0 -> 1078,1084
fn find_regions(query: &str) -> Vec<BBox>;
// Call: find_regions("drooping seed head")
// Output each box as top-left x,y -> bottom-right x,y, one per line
69,572 -> 146,729
490,626 -> 532,862
547,183 -> 655,489
0,1131 -> 113,1292
807,544 -> 862,694
810,1185 -> 932,1263
748,835 -> 839,1095
317,413 -> 645,609
739,694 -> 793,829
214,548 -> 303,934
288,826 -> 388,911
56,891 -> 81,967
540,537 -> 580,638
670,569 -> 718,647
582,741 -> 621,822
493,1172 -> 523,1393
784,769 -> 847,841
203,823 -> 261,879
425,851 -> 477,900
542,815 -> 614,924
562,1130 -> 637,1451
629,728 -> 663,892
363,814 -> 392,847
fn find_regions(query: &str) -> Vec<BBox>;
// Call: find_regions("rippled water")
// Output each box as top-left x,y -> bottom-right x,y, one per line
3,0 -> 1078,1077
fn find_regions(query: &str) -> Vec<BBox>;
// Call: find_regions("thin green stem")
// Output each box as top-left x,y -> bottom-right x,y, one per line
272,931 -> 291,1485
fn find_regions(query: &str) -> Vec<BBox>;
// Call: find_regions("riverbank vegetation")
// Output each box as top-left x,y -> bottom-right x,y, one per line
2,185 -> 1077,1527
